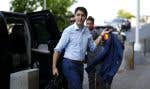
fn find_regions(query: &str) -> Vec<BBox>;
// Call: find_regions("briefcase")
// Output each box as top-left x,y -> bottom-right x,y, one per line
45,75 -> 63,89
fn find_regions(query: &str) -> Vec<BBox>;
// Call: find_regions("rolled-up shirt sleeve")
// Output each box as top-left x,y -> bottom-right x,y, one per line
54,30 -> 69,52
88,36 -> 97,52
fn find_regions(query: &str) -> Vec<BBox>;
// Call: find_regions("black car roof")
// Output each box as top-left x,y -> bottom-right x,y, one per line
0,11 -> 27,24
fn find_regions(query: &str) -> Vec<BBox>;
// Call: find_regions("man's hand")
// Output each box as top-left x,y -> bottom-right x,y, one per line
52,67 -> 59,76
52,51 -> 61,76
100,28 -> 112,36
95,28 -> 112,46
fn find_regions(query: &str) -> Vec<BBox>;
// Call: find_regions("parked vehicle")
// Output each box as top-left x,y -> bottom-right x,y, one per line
0,12 -> 12,89
0,10 -> 61,89
106,18 -> 131,31
95,25 -> 126,45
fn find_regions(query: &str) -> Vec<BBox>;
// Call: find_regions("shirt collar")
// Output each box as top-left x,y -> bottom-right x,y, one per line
73,23 -> 86,31
73,23 -> 80,30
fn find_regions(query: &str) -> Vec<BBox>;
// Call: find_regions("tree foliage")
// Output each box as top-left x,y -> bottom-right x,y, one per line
10,0 -> 76,31
10,0 -> 39,13
44,0 -> 76,31
117,9 -> 135,19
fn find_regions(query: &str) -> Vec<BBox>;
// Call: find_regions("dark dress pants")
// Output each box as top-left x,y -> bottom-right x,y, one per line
88,67 -> 96,89
96,75 -> 113,89
62,58 -> 84,89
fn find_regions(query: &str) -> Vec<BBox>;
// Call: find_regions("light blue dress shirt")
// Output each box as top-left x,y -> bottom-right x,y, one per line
54,23 -> 97,61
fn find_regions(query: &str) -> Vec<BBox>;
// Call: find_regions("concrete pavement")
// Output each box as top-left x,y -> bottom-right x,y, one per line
83,63 -> 150,89
83,53 -> 150,89
83,64 -> 89,89
111,53 -> 150,89
112,64 -> 150,89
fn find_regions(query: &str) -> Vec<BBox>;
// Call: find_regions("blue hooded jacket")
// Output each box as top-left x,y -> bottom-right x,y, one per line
85,33 -> 124,82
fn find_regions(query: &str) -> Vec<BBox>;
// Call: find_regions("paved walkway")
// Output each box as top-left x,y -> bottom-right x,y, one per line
112,64 -> 150,89
83,63 -> 150,89
83,53 -> 150,89
83,64 -> 89,89
111,53 -> 150,89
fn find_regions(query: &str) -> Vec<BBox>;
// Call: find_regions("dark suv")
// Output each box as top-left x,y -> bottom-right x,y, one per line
0,10 -> 61,89
107,18 -> 131,31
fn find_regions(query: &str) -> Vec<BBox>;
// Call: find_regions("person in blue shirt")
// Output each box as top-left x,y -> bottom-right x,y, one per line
52,7 -> 110,89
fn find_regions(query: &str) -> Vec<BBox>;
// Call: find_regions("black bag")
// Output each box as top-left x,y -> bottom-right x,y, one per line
45,75 -> 63,89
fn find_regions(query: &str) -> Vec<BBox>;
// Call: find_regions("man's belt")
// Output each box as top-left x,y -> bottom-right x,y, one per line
64,57 -> 84,64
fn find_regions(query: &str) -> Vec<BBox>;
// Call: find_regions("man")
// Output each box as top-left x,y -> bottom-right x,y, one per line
52,7 -> 109,89
86,16 -> 98,39
70,15 -> 75,24
85,32 -> 124,89
86,16 -> 102,89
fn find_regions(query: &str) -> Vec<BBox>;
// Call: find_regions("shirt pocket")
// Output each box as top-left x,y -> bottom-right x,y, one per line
70,33 -> 80,45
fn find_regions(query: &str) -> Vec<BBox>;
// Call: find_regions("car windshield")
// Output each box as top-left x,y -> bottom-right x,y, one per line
112,18 -> 124,23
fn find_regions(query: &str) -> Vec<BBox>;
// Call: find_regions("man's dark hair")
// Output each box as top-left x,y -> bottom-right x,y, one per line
86,16 -> 94,23
70,15 -> 74,18
69,15 -> 75,24
75,7 -> 88,17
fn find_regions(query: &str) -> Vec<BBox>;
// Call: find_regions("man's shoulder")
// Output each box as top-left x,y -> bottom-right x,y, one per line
93,28 -> 100,33
89,29 -> 99,39
63,24 -> 74,33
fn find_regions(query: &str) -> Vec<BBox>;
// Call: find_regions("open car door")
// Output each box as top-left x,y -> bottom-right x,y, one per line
0,11 -> 31,73
0,11 -> 31,89
27,10 -> 61,89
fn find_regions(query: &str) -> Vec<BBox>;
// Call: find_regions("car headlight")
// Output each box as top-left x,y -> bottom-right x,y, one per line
122,22 -> 126,25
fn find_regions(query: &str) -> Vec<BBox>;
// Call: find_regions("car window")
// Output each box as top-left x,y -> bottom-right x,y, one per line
27,11 -> 60,52
32,18 -> 50,44
1,14 -> 31,72
112,18 -> 124,23
8,22 -> 29,72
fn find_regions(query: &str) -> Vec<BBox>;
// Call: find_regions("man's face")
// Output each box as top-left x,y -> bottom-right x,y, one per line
74,10 -> 86,26
70,17 -> 75,24
86,20 -> 94,30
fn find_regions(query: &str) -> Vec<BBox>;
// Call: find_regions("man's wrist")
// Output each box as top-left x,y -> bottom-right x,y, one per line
98,35 -> 102,40
52,65 -> 57,68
